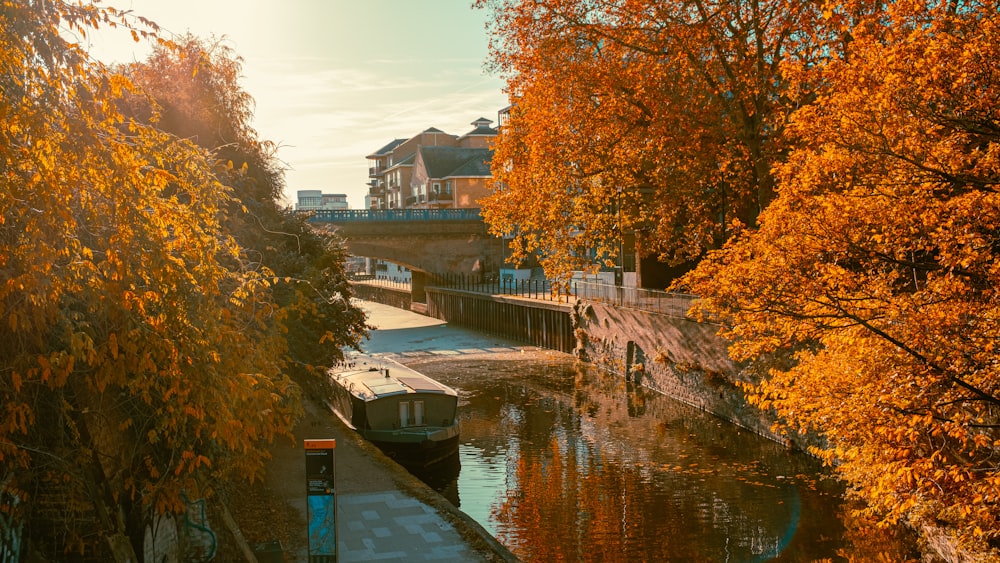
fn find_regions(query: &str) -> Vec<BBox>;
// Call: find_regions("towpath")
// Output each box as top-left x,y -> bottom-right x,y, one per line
257,300 -> 523,562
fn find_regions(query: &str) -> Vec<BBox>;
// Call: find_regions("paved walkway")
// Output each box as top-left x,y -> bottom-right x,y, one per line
263,300 -> 521,562
266,395 -> 513,563
338,491 -> 480,561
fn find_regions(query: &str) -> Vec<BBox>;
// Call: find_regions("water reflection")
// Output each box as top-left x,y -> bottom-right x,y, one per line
405,355 -> 919,562
408,452 -> 461,507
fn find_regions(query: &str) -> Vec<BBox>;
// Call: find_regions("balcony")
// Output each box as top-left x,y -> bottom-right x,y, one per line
429,192 -> 453,202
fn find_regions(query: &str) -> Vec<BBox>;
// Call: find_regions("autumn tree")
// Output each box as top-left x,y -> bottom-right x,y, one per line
683,0 -> 1000,556
477,0 -> 825,282
0,2 -> 362,559
122,35 -> 369,390
122,34 -> 280,204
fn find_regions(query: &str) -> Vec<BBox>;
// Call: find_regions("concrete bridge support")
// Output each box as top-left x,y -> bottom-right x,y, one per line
311,217 -> 502,308
411,271 -> 429,312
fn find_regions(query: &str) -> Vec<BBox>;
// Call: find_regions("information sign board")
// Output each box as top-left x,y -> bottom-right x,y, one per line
305,439 -> 336,562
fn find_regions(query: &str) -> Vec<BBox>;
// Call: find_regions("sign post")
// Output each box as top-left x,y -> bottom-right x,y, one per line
304,439 -> 337,562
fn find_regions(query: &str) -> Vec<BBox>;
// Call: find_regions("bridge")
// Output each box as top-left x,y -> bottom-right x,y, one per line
307,209 -> 504,307
308,208 -> 483,223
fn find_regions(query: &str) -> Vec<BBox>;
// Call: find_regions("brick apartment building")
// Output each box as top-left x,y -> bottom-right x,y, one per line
366,117 -> 497,210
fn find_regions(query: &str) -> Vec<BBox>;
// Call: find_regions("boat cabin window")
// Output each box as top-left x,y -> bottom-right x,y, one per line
398,400 -> 427,427
399,401 -> 409,428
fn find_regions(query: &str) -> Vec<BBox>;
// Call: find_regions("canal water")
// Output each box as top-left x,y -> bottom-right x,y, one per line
360,301 -> 920,561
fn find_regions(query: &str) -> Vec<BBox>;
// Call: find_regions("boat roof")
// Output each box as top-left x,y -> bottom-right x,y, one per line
329,351 -> 457,401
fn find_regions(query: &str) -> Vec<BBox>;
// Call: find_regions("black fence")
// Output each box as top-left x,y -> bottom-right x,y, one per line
437,273 -> 567,302
351,273 -> 697,319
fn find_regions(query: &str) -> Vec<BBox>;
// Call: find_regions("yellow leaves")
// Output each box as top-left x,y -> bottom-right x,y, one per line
108,332 -> 119,360
2,403 -> 34,436
174,450 -> 212,476
0,2 -> 365,539
5,310 -> 21,333
183,404 -> 203,420
485,0 -> 800,278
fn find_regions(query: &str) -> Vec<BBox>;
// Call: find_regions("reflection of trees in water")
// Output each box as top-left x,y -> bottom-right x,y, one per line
411,356 -> 919,561
488,401 -> 802,560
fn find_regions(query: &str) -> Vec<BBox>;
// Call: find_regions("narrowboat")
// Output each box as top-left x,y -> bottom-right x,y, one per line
326,351 -> 460,468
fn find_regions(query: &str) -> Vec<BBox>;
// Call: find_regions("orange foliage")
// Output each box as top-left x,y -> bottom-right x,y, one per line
482,0 -> 1000,555
478,0 -> 824,280
684,0 -> 1000,555
0,1 -> 322,556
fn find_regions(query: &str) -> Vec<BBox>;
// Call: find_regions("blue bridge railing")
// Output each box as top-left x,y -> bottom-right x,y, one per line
350,275 -> 698,319
307,209 -> 483,222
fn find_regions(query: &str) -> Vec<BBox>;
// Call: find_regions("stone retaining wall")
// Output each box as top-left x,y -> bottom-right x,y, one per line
572,300 -> 796,446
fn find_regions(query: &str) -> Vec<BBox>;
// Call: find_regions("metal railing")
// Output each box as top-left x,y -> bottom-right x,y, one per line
569,280 -> 696,318
438,273 -> 569,302
352,274 -> 697,318
351,275 -> 411,290
308,208 -> 482,222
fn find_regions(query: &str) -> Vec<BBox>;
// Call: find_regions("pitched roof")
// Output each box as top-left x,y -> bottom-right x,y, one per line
459,117 -> 498,138
448,153 -> 493,177
419,146 -> 492,178
366,138 -> 406,158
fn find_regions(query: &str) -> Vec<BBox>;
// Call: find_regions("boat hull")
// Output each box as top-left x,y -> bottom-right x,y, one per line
367,426 -> 461,469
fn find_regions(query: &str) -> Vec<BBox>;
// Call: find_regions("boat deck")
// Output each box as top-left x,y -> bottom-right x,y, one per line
331,352 -> 457,400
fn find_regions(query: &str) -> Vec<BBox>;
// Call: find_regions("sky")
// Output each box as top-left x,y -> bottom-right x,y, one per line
86,0 -> 509,208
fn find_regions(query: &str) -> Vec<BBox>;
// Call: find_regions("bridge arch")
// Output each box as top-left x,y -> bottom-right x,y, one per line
307,209 -> 503,306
